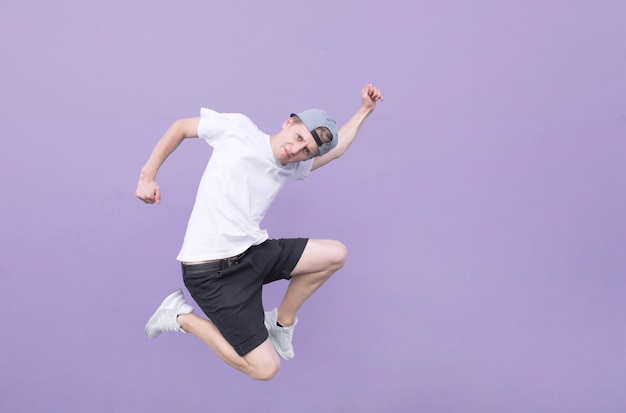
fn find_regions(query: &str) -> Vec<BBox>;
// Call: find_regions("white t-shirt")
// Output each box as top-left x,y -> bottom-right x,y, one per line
176,108 -> 314,262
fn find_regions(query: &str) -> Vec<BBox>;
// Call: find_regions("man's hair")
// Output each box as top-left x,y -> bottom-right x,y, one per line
291,115 -> 334,144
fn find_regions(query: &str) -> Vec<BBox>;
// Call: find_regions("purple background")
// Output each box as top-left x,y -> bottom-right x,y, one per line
2,1 -> 625,412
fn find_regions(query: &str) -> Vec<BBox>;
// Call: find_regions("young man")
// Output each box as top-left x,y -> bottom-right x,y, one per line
136,84 -> 383,381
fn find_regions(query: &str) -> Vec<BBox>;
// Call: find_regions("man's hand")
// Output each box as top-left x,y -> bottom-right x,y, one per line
362,83 -> 384,112
135,175 -> 161,205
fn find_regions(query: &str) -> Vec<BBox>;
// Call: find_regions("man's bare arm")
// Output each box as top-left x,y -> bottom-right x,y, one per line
135,117 -> 200,204
312,84 -> 383,171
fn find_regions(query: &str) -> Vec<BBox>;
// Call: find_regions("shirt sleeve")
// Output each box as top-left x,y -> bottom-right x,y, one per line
197,108 -> 246,146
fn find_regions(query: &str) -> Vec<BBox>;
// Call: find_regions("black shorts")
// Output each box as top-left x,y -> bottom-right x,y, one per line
181,238 -> 308,356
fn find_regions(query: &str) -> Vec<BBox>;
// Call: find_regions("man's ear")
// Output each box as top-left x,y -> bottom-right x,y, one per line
282,117 -> 294,129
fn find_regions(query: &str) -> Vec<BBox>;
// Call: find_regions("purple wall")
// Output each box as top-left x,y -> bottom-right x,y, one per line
2,1 -> 625,412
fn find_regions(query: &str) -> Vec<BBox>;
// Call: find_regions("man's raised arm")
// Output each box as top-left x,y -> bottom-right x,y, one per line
135,117 -> 200,204
312,83 -> 383,171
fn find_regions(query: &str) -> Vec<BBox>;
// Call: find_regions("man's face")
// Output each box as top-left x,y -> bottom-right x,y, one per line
271,118 -> 320,165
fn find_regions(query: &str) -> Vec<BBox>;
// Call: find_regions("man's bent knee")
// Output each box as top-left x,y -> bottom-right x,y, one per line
293,239 -> 348,276
248,359 -> 280,381
244,341 -> 281,381
327,240 -> 348,270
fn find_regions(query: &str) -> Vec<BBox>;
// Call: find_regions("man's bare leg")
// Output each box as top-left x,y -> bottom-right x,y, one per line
177,314 -> 280,381
275,239 -> 348,327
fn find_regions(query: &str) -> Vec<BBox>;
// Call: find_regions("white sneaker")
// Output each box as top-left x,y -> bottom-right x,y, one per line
264,308 -> 297,360
144,289 -> 194,338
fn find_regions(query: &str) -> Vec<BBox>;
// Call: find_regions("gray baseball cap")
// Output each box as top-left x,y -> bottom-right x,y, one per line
290,109 -> 338,156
